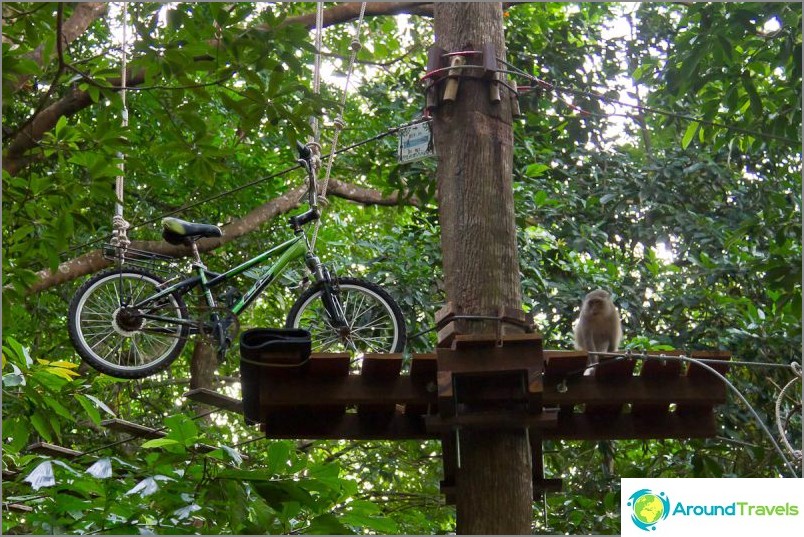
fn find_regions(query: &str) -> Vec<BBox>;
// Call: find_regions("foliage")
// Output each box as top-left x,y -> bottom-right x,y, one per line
2,2 -> 801,535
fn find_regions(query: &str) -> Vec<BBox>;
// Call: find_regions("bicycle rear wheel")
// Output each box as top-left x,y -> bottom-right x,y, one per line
285,277 -> 406,355
67,268 -> 189,379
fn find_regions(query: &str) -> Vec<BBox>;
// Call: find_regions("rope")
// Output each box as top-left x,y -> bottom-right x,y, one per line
110,2 -> 130,251
309,1 -> 324,147
310,2 -> 368,252
774,361 -> 802,464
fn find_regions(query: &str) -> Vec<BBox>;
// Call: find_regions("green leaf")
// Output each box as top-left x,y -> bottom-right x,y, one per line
526,163 -> 550,177
30,412 -> 54,443
741,73 -> 763,116
306,513 -> 353,535
141,438 -> 181,449
681,121 -> 699,149
265,441 -> 292,475
43,395 -> 75,422
164,414 -> 198,447
74,394 -> 101,426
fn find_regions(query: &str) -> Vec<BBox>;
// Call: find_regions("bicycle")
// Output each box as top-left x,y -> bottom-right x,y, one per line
67,143 -> 407,379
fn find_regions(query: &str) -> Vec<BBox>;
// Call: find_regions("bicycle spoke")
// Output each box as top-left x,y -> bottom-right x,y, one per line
72,270 -> 189,376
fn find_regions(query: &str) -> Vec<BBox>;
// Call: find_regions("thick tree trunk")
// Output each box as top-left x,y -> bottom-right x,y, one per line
432,3 -> 532,534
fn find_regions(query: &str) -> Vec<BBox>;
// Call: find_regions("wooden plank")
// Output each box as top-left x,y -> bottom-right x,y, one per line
437,337 -> 543,376
543,351 -> 588,380
26,442 -> 83,458
358,354 -> 404,419
101,419 -> 165,439
425,409 -> 558,432
543,411 -> 718,440
261,406 -> 718,441
100,418 -> 224,455
258,375 -> 436,407
687,351 -> 731,378
434,302 -> 455,329
406,354 -> 437,416
409,353 -> 437,378
4,503 -> 33,513
306,352 -> 351,376
261,412 -> 431,440
677,352 -> 731,415
542,376 -> 726,407
253,367 -> 725,412
633,353 -> 684,417
184,388 -> 243,413
360,353 -> 404,377
587,355 -> 637,415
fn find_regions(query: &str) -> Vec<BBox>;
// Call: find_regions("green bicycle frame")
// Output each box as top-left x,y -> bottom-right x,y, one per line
131,234 -> 309,324
209,235 -> 308,314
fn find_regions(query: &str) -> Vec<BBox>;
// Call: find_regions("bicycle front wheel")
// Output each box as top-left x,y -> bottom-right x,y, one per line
286,277 -> 406,355
67,268 -> 189,379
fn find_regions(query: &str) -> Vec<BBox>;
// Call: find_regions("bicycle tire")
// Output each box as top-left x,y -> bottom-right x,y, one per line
285,277 -> 406,354
67,268 -> 189,379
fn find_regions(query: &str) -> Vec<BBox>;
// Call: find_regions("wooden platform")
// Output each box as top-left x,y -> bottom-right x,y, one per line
230,349 -> 729,441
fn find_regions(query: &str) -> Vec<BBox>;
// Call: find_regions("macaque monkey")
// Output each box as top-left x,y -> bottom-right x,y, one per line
573,289 -> 622,368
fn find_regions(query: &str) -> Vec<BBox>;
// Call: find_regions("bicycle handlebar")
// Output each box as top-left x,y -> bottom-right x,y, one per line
289,141 -> 320,232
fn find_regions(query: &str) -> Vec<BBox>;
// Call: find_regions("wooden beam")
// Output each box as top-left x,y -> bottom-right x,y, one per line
101,419 -> 165,439
542,376 -> 726,407
101,418 -> 223,455
425,409 -> 558,432
26,442 -> 83,458
184,388 -> 243,413
544,412 -> 718,440
261,412 -> 432,440
3,469 -> 19,480
4,503 -> 33,513
258,375 -> 437,408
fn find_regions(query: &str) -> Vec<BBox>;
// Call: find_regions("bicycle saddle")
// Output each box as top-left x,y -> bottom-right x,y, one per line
162,217 -> 223,245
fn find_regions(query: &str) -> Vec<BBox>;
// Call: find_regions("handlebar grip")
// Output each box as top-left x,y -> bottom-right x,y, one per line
289,208 -> 320,230
296,141 -> 312,160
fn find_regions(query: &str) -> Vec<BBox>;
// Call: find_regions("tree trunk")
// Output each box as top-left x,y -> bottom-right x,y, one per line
432,3 -> 532,534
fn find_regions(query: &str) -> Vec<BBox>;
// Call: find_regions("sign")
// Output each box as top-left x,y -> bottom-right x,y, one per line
397,121 -> 434,164
621,478 -> 804,536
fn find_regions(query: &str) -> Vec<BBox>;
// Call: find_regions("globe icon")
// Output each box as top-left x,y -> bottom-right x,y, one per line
633,494 -> 665,525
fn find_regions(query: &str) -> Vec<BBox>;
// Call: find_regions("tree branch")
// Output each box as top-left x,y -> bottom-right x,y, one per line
8,3 -> 109,94
276,2 -> 433,29
3,2 -> 434,176
25,181 -> 416,294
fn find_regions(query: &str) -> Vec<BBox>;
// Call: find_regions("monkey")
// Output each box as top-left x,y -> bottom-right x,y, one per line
573,289 -> 622,369
573,289 -> 623,477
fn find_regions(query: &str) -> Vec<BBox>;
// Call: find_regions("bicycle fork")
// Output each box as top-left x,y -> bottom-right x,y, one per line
304,253 -> 349,335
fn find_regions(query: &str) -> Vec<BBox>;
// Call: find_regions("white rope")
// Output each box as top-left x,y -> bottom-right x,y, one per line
310,2 -> 367,252
309,1 -> 324,147
774,362 -> 802,464
111,2 -> 130,250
